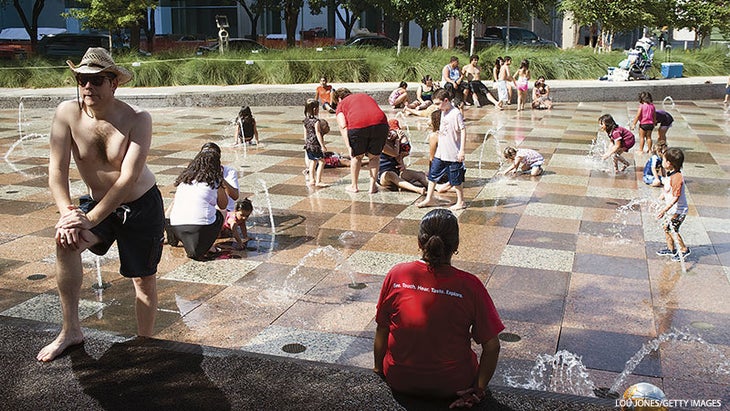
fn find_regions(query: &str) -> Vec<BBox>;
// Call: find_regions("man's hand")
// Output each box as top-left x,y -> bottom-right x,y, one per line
55,227 -> 82,249
55,205 -> 93,231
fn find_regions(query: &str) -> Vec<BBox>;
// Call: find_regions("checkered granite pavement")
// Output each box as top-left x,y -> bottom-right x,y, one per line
1,98 -> 729,403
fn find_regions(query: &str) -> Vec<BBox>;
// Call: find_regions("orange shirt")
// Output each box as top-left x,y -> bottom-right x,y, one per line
316,85 -> 333,104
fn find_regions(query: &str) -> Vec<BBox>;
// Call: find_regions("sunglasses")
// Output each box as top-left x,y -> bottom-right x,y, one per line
76,75 -> 113,87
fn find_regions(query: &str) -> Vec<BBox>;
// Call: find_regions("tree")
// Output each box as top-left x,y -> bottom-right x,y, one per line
236,0 -> 278,39
378,0 -> 420,54
559,0 -> 656,51
672,0 -> 730,48
309,0 -> 373,39
413,0 -> 450,47
66,0 -> 157,52
1,0 -> 46,52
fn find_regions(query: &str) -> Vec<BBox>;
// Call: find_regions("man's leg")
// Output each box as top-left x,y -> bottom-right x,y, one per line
367,153 -> 380,194
132,275 -> 157,337
347,154 -> 363,193
37,237 -> 95,362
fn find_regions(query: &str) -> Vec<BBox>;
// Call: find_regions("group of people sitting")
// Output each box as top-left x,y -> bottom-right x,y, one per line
387,55 -> 553,113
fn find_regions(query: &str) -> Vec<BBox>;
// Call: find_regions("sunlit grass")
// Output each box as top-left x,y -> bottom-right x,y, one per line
1,45 -> 727,88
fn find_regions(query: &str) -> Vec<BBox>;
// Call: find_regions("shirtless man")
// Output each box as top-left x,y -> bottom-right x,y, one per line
461,55 -> 499,107
37,48 -> 165,362
497,56 -> 515,107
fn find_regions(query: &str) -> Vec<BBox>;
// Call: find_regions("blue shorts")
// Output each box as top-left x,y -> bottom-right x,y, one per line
79,186 -> 165,277
428,158 -> 465,186
643,175 -> 660,185
306,149 -> 324,161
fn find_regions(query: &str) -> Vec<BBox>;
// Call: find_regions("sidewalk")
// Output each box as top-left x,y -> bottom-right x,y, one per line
0,76 -> 726,109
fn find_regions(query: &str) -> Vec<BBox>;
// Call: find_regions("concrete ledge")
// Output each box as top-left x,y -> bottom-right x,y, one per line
0,76 -> 725,109
1,315 -> 615,410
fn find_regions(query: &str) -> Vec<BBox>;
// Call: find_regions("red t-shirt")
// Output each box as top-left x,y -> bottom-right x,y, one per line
375,260 -> 504,397
335,93 -> 387,130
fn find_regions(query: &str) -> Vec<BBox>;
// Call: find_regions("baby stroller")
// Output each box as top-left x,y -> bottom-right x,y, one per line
618,37 -> 655,80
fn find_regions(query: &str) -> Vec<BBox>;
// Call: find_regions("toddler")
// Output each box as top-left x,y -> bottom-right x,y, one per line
642,143 -> 667,186
303,99 -> 329,187
234,105 -> 259,145
599,114 -> 635,172
500,146 -> 544,176
223,198 -> 253,249
630,91 -> 656,153
656,148 -> 691,261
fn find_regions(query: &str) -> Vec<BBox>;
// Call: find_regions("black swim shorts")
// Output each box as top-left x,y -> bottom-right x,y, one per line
79,185 -> 165,278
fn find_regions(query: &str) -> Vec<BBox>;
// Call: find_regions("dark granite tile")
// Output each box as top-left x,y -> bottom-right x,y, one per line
707,231 -> 730,267
695,205 -> 730,219
654,307 -> 730,346
558,327 -> 662,376
572,253 -> 648,280
380,218 -> 420,236
0,199 -> 53,215
344,202 -> 407,218
0,258 -> 28,275
579,221 -> 644,241
489,289 -> 565,325
507,229 -> 577,252
459,209 -> 521,227
487,265 -> 569,297
311,228 -> 375,249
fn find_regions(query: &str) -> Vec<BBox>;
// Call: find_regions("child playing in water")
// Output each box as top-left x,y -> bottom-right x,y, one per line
235,105 -> 259,145
388,81 -> 410,109
655,109 -> 673,145
222,198 -> 254,249
656,147 -> 691,261
642,143 -> 667,186
500,146 -> 544,176
630,91 -> 656,153
600,114 -> 635,173
303,99 -> 329,187
514,59 -> 530,111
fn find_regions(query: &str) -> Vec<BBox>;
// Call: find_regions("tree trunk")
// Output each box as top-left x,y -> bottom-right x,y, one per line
397,21 -> 404,55
145,10 -> 155,53
420,27 -> 428,48
469,14 -> 476,56
13,0 -> 45,53
284,5 -> 300,47
130,22 -> 141,52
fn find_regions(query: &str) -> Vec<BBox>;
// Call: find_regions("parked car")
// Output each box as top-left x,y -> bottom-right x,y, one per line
36,33 -> 111,58
472,26 -> 558,49
196,38 -> 268,55
340,34 -> 396,48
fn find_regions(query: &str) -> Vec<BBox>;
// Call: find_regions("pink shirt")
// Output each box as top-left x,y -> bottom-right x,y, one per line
639,103 -> 656,125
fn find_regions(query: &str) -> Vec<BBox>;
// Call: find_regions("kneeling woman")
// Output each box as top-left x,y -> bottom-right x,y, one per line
168,148 -> 229,260
374,209 -> 504,408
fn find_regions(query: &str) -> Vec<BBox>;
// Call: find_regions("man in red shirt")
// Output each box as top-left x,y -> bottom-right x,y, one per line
334,88 -> 388,193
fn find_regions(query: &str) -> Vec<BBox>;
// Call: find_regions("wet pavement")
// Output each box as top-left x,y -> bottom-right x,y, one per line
1,95 -> 729,406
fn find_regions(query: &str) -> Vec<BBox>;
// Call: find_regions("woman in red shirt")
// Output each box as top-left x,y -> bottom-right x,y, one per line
374,209 -> 504,407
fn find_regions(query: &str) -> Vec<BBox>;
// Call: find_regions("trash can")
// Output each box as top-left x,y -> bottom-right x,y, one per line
661,63 -> 683,79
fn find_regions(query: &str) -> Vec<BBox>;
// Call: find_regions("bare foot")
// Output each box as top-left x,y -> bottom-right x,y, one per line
315,182 -> 330,188
369,186 -> 379,194
417,199 -> 437,208
37,332 -> 84,362
449,202 -> 467,211
345,186 -> 359,193
306,181 -> 315,186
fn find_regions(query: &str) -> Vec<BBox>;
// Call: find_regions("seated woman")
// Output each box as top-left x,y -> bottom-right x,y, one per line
378,119 -> 428,195
388,81 -> 410,109
167,147 -> 229,260
407,75 -> 436,111
374,209 -> 504,408
531,76 -> 552,109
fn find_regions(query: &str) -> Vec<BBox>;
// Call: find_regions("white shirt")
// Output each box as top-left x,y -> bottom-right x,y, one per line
223,165 -> 239,211
170,181 -> 219,225
435,104 -> 465,162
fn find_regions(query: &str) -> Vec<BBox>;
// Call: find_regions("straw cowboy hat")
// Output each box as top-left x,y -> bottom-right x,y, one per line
66,47 -> 133,85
